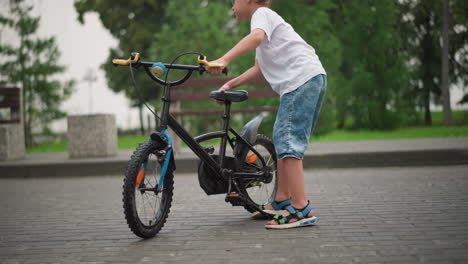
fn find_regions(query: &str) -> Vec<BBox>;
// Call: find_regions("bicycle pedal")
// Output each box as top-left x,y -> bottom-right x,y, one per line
225,193 -> 244,206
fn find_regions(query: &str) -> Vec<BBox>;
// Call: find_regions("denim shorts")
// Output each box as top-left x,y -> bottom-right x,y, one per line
273,74 -> 327,160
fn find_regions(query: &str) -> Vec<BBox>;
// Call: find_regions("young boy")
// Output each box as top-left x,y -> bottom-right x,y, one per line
206,0 -> 326,229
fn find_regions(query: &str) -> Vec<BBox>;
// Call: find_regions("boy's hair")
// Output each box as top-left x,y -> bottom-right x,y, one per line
255,0 -> 272,7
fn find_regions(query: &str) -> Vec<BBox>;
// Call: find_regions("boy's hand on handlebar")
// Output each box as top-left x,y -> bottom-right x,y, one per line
206,58 -> 228,76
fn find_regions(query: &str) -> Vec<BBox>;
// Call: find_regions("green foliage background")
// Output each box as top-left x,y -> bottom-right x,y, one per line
73,0 -> 468,137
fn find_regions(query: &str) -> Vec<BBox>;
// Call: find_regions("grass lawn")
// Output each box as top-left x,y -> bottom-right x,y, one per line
27,141 -> 68,153
313,125 -> 468,142
26,135 -> 149,153
118,135 -> 150,150
412,109 -> 468,126
26,125 -> 468,153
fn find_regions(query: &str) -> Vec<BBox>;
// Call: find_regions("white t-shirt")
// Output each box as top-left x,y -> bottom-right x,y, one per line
251,7 -> 326,96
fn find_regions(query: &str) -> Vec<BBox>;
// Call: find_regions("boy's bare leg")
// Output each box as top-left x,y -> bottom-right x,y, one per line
267,157 -> 314,224
263,159 -> 290,210
286,158 -> 308,208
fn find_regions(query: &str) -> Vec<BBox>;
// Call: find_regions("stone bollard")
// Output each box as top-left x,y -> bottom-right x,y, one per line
0,124 -> 25,161
67,114 -> 117,159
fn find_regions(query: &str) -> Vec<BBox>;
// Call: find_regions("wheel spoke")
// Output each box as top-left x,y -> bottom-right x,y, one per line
140,194 -> 149,223
153,194 -> 159,222
243,138 -> 277,209
135,155 -> 162,226
137,189 -> 158,225
146,194 -> 157,214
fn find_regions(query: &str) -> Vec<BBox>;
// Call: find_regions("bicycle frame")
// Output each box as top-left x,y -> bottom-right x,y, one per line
158,83 -> 268,182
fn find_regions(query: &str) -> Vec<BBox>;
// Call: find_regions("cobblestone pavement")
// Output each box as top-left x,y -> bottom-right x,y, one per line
1,165 -> 467,264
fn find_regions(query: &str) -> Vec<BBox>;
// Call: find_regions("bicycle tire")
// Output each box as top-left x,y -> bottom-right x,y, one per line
237,134 -> 278,213
122,141 -> 174,238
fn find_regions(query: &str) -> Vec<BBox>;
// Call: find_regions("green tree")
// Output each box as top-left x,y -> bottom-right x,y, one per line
0,1 -> 74,147
399,0 -> 468,125
331,0 -> 410,129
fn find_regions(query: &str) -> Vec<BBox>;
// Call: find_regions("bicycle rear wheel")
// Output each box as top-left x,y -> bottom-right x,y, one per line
238,134 -> 278,213
122,141 -> 174,238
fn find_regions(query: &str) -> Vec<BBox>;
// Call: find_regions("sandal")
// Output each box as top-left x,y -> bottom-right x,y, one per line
252,199 -> 291,219
265,202 -> 318,229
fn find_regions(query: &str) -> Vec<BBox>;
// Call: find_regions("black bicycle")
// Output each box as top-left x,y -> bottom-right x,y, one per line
113,52 -> 277,238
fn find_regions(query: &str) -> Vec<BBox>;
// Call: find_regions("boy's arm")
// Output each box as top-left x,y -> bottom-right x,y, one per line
220,59 -> 267,91
206,29 -> 265,75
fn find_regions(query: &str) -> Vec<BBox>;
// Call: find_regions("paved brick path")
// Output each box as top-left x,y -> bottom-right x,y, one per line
1,165 -> 468,263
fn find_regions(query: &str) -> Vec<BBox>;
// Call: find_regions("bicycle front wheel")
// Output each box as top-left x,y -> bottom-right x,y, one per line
122,141 -> 174,238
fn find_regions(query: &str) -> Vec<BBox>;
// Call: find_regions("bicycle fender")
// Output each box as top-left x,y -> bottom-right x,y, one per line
239,113 -> 265,144
234,113 -> 265,157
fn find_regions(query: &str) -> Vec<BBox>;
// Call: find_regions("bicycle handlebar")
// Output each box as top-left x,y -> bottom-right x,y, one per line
112,53 -> 140,66
112,52 -> 228,87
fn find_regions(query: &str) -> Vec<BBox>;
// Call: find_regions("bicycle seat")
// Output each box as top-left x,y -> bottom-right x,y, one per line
209,90 -> 248,103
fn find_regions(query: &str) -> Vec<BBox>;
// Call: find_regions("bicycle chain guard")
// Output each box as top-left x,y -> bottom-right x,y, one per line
198,154 -> 236,195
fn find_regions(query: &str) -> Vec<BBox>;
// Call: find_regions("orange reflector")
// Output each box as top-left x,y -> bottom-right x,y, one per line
246,153 -> 258,163
135,168 -> 145,187
228,193 -> 239,197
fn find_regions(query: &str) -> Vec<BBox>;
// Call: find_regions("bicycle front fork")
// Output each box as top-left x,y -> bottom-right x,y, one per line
141,129 -> 173,192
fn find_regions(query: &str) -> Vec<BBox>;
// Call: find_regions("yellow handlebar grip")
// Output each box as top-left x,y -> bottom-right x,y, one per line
112,59 -> 130,65
198,56 -> 224,67
112,53 -> 140,66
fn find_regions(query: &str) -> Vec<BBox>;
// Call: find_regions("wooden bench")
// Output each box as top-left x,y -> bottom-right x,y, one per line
0,87 -> 24,160
0,87 -> 21,124
170,77 -> 278,116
